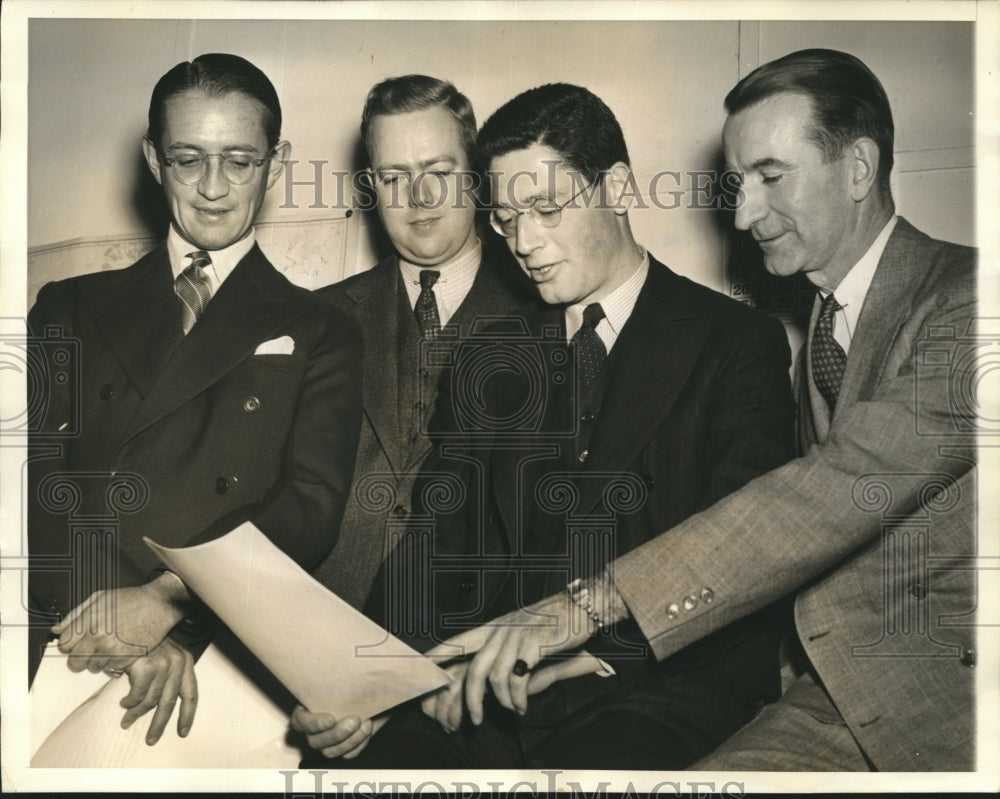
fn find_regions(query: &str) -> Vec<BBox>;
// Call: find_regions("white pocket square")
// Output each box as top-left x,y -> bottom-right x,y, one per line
254,335 -> 295,356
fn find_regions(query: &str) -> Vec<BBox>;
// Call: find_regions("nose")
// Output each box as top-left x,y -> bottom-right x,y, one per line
513,212 -> 544,258
733,178 -> 766,231
409,172 -> 442,209
198,156 -> 230,201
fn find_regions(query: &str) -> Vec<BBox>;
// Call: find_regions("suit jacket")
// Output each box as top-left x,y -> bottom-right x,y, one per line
370,256 -> 797,725
614,219 -> 978,770
27,242 -> 363,677
312,242 -> 534,608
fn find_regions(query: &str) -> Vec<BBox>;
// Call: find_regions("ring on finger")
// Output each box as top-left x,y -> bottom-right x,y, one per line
512,659 -> 531,677
104,666 -> 126,678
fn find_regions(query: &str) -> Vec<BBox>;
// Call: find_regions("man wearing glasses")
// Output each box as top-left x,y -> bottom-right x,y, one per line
310,75 -> 532,611
295,83 -> 795,768
28,53 -> 362,746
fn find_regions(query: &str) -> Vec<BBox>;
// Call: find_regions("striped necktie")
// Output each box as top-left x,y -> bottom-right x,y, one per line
175,250 -> 214,334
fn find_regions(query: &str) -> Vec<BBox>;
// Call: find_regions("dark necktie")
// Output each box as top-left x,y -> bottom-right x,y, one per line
811,292 -> 847,410
175,250 -> 214,334
572,303 -> 607,388
415,269 -> 442,340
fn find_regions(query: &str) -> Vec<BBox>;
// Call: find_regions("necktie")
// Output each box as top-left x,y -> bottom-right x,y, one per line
572,303 -> 607,388
811,292 -> 847,411
175,251 -> 214,334
415,269 -> 442,340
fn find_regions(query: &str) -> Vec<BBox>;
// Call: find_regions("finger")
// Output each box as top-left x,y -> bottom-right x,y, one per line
340,719 -> 375,760
291,707 -> 338,736
420,691 -> 439,721
443,684 -> 464,733
120,663 -> 155,710
464,628 -> 508,725
425,626 -> 490,660
51,592 -> 96,637
526,652 -> 603,697
176,657 -> 198,737
488,635 -> 526,713
319,718 -> 370,759
121,662 -> 168,730
144,658 -> 183,745
307,716 -> 361,751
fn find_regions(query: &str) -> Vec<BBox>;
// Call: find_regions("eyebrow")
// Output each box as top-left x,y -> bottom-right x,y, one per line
374,155 -> 459,172
166,142 -> 264,153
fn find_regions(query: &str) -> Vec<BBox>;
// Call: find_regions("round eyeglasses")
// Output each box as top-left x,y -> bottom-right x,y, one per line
152,142 -> 275,186
489,180 -> 596,238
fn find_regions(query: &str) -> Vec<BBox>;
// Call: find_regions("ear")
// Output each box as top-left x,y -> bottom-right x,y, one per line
141,137 -> 164,186
603,162 -> 634,215
266,140 -> 292,189
848,138 -> 880,202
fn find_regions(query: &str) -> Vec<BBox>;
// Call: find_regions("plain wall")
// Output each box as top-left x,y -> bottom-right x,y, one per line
27,18 -> 974,307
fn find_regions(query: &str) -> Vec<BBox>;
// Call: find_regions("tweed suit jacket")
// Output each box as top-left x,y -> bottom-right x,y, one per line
27,242 -> 363,678
613,219 -> 978,770
312,243 -> 534,608
370,256 -> 797,724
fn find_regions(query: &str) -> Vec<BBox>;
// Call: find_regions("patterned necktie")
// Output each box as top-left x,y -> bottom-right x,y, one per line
572,303 -> 607,389
415,269 -> 442,340
811,292 -> 847,411
175,251 -> 214,334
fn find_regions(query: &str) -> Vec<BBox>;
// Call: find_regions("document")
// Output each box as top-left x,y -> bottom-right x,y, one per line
144,521 -> 449,720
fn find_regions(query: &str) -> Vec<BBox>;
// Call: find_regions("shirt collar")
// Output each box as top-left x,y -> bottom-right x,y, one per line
565,247 -> 650,346
167,224 -> 257,292
820,215 -> 897,334
399,238 -> 482,326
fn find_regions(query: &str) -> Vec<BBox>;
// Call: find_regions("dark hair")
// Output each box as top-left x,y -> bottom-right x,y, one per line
360,74 -> 478,166
477,83 -> 630,185
725,48 -> 894,193
147,53 -> 282,149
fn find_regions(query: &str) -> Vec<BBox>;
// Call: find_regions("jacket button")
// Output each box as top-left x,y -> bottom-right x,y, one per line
414,401 -> 425,411
700,587 -> 714,604
643,474 -> 655,489
581,411 -> 596,423
393,505 -> 408,518
682,594 -> 698,611
215,477 -> 230,494
99,383 -> 114,401
960,648 -> 976,668
243,396 -> 260,413
578,449 -> 589,463
665,603 -> 679,620
459,577 -> 476,594
909,582 -> 928,599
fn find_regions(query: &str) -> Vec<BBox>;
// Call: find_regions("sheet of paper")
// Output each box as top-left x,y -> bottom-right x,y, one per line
30,633 -> 304,768
144,521 -> 449,720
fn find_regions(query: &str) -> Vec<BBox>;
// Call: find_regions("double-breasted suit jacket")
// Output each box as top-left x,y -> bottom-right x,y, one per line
312,243 -> 534,609
371,256 -> 797,734
27,242 -> 363,678
614,219 -> 978,770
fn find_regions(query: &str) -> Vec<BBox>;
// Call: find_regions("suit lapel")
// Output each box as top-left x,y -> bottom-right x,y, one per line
836,218 -> 923,409
579,261 -> 705,483
79,244 -> 184,397
122,244 -> 305,441
353,258 -> 407,472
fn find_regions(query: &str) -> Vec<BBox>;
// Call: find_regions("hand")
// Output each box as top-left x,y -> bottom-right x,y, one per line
420,661 -> 469,733
426,587 -> 622,725
118,637 -> 198,746
291,706 -> 388,760
52,574 -> 192,674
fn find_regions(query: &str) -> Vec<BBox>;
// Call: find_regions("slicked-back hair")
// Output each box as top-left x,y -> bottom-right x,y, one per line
478,83 -> 630,185
725,48 -> 894,193
360,74 -> 478,167
147,53 -> 282,149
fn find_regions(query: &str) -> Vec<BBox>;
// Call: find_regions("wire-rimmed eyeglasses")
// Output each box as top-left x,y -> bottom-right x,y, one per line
149,140 -> 275,186
489,179 -> 598,238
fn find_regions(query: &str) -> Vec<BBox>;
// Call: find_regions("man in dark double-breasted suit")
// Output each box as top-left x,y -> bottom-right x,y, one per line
311,75 -> 533,610
27,53 -> 362,746
295,83 -> 796,769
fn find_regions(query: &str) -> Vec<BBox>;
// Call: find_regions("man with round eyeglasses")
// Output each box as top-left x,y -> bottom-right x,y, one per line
27,53 -> 362,749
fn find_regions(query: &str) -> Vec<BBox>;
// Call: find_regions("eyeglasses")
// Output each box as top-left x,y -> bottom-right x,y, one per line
489,179 -> 597,238
151,141 -> 275,186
